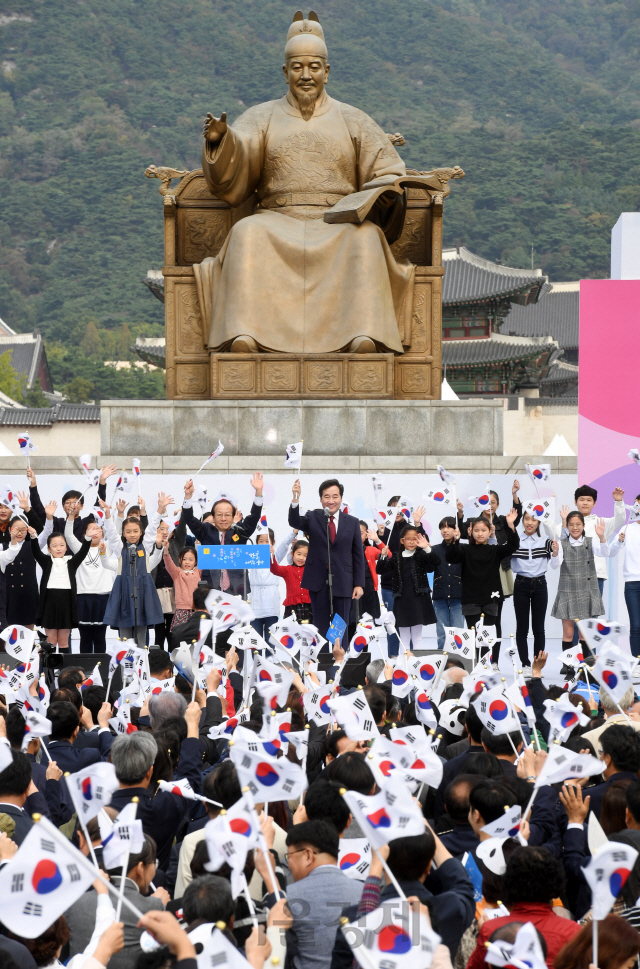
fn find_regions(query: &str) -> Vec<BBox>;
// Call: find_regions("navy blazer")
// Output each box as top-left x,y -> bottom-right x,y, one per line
44,732 -> 112,772
0,802 -> 33,845
288,506 -> 365,596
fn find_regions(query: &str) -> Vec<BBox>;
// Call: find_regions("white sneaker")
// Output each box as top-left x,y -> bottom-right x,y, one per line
521,665 -> 532,677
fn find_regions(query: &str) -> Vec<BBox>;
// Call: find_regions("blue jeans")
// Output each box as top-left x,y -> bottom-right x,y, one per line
433,598 -> 463,650
625,582 -> 640,658
381,587 -> 400,658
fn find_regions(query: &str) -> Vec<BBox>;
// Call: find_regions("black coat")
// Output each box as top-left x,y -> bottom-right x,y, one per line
430,541 -> 462,600
445,530 -> 519,605
375,546 -> 438,596
458,500 -> 522,553
1,508 -> 44,625
30,536 -> 91,626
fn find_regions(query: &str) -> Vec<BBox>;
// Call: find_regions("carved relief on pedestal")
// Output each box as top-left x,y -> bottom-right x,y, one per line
400,364 -> 430,396
410,286 -> 428,355
350,361 -> 385,393
305,361 -> 342,393
176,364 -> 208,398
177,288 -> 205,354
262,361 -> 299,393
220,361 -> 255,393
179,211 -> 229,263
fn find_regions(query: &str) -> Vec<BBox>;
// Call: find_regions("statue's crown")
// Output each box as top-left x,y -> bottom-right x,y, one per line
285,10 -> 328,58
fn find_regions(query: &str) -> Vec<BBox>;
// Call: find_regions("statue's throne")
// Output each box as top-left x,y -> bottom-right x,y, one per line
150,164 -> 459,400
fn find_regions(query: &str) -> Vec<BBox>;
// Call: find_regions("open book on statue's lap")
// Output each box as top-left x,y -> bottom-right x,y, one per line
323,171 -> 452,225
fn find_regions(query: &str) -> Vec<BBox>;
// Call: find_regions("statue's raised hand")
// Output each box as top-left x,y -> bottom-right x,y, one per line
202,111 -> 228,145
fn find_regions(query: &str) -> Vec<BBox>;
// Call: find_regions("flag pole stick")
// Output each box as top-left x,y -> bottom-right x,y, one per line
31,813 -> 146,921
40,739 -> 53,764
243,885 -> 259,929
593,918 -> 598,969
374,846 -> 408,901
115,797 -> 138,921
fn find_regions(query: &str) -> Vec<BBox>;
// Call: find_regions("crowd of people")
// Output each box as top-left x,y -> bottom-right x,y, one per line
0,470 -> 636,969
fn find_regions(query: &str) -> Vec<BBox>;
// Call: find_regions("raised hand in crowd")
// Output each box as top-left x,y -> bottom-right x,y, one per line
115,497 -> 128,518
250,471 -> 264,495
44,499 -> 57,519
156,491 -> 174,516
99,463 -> 118,485
292,477 -> 301,502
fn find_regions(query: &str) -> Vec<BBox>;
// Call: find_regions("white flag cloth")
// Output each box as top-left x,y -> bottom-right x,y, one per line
269,617 -> 303,657
342,776 -> 425,849
410,654 -> 447,696
205,589 -> 253,627
476,837 -> 509,876
207,716 -> 241,740
157,778 -> 199,800
338,838 -> 371,881
132,458 -> 141,479
108,710 -> 138,736
583,841 -> 638,920
232,723 -> 287,758
196,440 -> 225,476
0,739 -> 13,775
81,663 -> 103,690
390,653 -> 414,698
0,624 -> 35,660
561,644 -> 587,669
349,623 -> 378,656
261,710 -> 292,751
0,816 -> 94,937
629,449 -> 640,465
229,743 -> 307,802
423,486 -> 454,506
149,676 -> 175,696
472,685 -> 520,736
303,688 -> 333,727
592,646 -> 633,703
481,804 -> 522,839
0,485 -> 19,512
375,506 -> 396,530
522,498 -> 555,524
228,625 -> 269,652
368,735 -> 443,789
534,743 -> 604,788
114,471 -> 133,493
21,712 -> 52,752
204,796 -> 261,880
79,453 -> 92,474
252,655 -> 295,709
66,763 -> 119,823
328,691 -> 380,741
437,464 -> 454,485
287,728 -> 310,765
17,432 -> 36,454
467,493 -> 492,514
200,927 -> 253,969
284,442 -> 303,468
444,626 -> 475,659
543,694 -> 589,742
460,666 -> 502,705
341,897 -> 441,969
255,508 -> 269,536
414,691 -> 438,729
525,463 -> 551,485
579,620 -> 628,653
99,801 -> 144,871
505,677 -> 536,727
475,618 -> 499,650
485,921 -> 547,969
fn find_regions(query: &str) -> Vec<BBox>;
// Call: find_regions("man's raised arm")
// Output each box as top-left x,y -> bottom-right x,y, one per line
288,478 -> 310,532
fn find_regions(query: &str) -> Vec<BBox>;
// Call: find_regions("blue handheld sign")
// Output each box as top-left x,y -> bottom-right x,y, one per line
196,545 -> 271,569
326,613 -> 347,645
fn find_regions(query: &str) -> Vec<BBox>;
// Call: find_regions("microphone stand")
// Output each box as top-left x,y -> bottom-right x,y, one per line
324,507 -> 334,618
129,545 -> 139,649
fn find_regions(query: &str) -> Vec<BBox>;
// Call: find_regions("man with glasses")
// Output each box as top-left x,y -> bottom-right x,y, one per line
283,819 -> 362,969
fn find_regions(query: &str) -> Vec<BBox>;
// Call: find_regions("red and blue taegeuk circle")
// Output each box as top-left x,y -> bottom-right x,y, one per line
561,711 -> 579,728
280,635 -> 295,649
81,778 -> 92,800
420,663 -> 435,681
489,699 -> 508,721
32,859 -> 63,894
417,693 -> 432,711
353,635 -> 368,653
597,623 -> 611,635
378,925 -> 412,955
340,853 -> 361,871
392,669 -> 408,686
256,762 -> 279,787
229,818 -> 252,838
609,867 -> 631,896
379,760 -> 396,777
603,670 -> 618,689
367,808 -> 391,829
320,695 -> 331,714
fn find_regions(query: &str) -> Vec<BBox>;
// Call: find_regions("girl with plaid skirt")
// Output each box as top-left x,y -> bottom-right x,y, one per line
551,511 -> 609,654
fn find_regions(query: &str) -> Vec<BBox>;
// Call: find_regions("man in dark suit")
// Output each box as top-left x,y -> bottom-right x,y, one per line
288,477 -> 365,638
0,749 -> 36,845
43,701 -> 112,772
181,473 -> 264,596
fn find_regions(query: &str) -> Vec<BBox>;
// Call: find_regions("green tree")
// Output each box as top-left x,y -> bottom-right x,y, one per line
117,323 -> 132,362
63,376 -> 94,403
23,384 -> 49,408
0,351 -> 24,403
80,321 -> 103,359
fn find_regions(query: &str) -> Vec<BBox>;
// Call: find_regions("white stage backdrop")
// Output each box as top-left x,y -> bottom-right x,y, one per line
7,470 -> 631,654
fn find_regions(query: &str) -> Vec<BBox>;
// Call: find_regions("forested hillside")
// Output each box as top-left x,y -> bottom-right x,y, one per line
1,0 -> 639,396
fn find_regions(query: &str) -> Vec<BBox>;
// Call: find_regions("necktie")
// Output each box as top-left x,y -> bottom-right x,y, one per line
329,515 -> 336,543
220,529 -> 230,592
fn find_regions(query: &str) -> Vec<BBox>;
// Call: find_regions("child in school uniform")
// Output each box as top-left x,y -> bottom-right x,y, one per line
100,493 -> 167,648
376,524 -> 439,651
162,545 -> 202,630
30,516 -> 92,650
446,510 -> 519,668
430,516 -> 463,650
510,511 -> 557,672
270,540 -> 312,622
249,527 -> 285,640
551,510 -> 608,658
611,503 -> 640,657
63,514 -> 118,653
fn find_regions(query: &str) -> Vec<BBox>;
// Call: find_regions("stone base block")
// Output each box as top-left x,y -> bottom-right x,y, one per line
209,353 -> 395,399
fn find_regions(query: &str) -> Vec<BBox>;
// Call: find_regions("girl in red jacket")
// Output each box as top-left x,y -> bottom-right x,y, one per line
270,540 -> 312,622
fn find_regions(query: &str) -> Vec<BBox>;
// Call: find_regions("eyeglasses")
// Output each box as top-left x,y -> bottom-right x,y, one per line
284,848 -> 318,864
